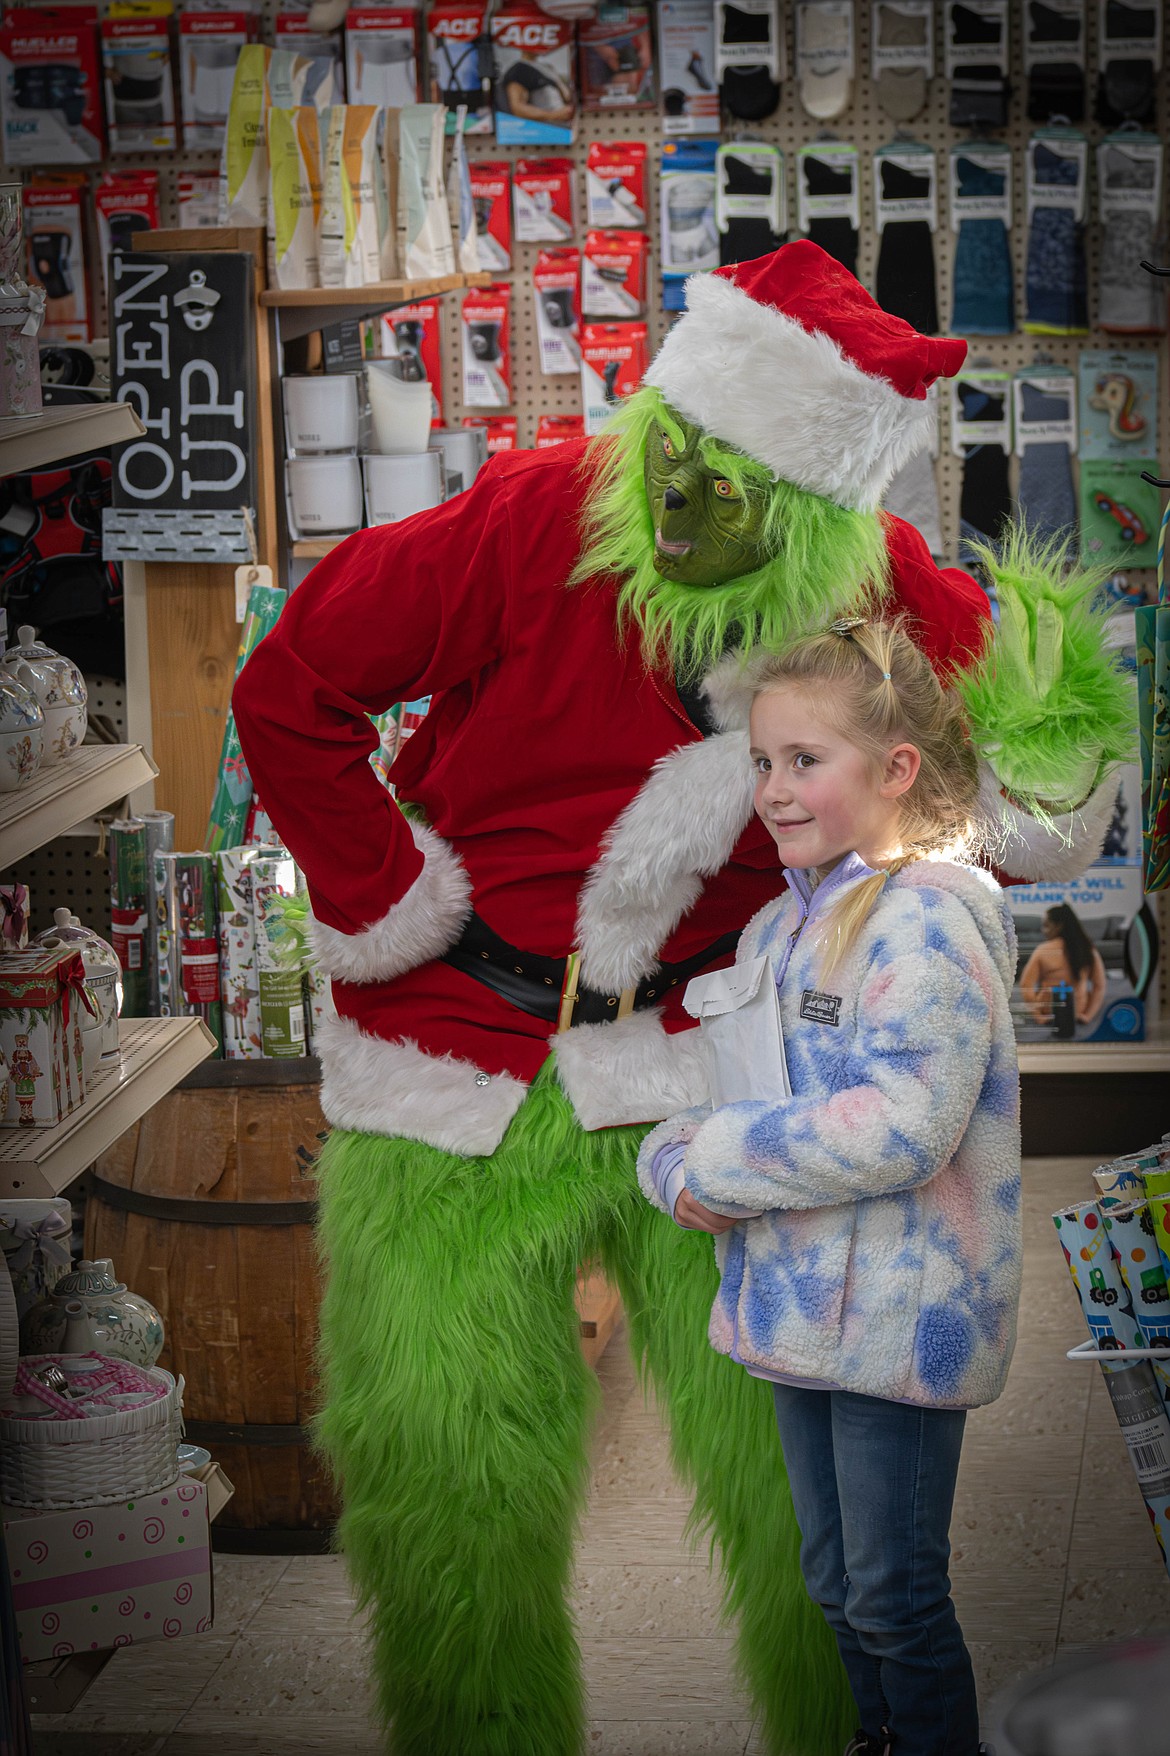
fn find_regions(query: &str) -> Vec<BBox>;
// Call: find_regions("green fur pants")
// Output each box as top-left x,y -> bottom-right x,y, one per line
316,1061 -> 853,1756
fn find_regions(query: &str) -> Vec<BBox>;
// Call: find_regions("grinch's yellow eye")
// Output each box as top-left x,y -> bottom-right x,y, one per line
713,478 -> 735,497
662,432 -> 676,459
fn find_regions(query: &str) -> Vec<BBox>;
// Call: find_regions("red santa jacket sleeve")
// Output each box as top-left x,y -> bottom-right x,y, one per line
232,459 -> 516,936
880,511 -> 992,673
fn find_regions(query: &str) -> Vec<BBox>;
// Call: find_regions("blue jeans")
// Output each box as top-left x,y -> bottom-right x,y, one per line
772,1383 -> 979,1756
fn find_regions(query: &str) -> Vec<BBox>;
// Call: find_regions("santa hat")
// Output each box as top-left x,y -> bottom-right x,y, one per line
643,241 -> 968,513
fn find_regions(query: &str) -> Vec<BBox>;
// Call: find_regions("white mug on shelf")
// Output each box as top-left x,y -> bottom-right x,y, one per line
363,452 -> 444,526
365,360 -> 433,456
286,456 -> 364,537
284,374 -> 360,456
429,427 -> 487,498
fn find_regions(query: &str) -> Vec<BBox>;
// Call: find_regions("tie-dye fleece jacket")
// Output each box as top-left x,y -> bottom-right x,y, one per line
636,857 -> 1023,1410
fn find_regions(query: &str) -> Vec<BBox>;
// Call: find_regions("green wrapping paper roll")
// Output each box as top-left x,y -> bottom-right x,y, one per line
141,810 -> 174,1015
152,852 -> 181,1019
175,853 -> 223,1054
107,818 -> 148,1017
1145,1166 -> 1170,1286
251,852 -> 308,1058
206,583 -> 287,853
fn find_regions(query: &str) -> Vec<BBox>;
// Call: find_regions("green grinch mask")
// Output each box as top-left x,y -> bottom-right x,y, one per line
643,406 -> 771,587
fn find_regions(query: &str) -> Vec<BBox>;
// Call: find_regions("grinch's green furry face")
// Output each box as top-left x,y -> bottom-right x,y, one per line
643,406 -> 770,586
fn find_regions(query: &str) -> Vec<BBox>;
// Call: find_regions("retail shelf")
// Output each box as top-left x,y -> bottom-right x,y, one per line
1018,1027 -> 1170,1076
261,272 -> 491,341
0,744 -> 157,871
290,537 -> 344,560
0,402 -> 144,477
0,1016 -> 217,1198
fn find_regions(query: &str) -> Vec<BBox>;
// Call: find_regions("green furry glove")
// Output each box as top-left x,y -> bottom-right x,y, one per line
955,534 -> 1134,814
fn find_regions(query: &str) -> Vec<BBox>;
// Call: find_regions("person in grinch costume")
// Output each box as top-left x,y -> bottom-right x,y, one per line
233,245 -> 1130,1756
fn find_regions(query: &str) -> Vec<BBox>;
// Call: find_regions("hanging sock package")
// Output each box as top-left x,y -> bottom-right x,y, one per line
1012,368 -> 1078,545
428,2 -> 493,134
944,0 -> 1009,129
656,0 -> 719,137
462,282 -> 512,408
950,368 -> 1013,571
797,140 -> 859,276
578,8 -> 655,110
469,160 -> 512,269
0,5 -> 106,165
1024,0 -> 1084,122
794,1 -> 854,120
1024,131 -> 1089,335
659,140 -> 718,310
491,2 -> 576,146
1095,0 -> 1161,128
873,142 -> 937,334
580,322 -> 648,434
715,141 -> 785,268
1097,132 -> 1164,335
714,0 -> 782,122
871,0 -> 933,123
949,141 -> 1013,335
586,141 -> 647,229
533,248 -> 580,374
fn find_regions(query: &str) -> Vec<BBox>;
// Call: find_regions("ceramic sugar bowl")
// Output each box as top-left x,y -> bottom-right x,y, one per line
2,626 -> 87,762
0,661 -> 45,791
34,908 -> 121,1075
20,1257 -> 164,1367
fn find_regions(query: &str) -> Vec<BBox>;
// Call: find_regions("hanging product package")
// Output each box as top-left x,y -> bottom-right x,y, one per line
469,159 -> 512,270
216,850 -> 266,1061
513,156 -> 575,243
428,0 -> 493,133
0,5 -> 106,165
533,248 -> 580,375
659,141 -> 719,308
251,851 -> 308,1059
219,43 -> 272,227
398,103 -> 455,278
180,11 -> 253,151
656,0 -> 719,136
23,178 -> 91,343
380,298 -> 444,425
463,413 -> 517,452
716,139 -> 785,267
267,103 -> 323,289
580,321 -> 648,434
578,7 -> 655,110
449,105 -> 481,275
178,170 -> 220,229
1024,0 -> 1084,123
492,0 -> 576,145
535,413 -> 585,447
274,6 -> 344,92
1076,347 -> 1159,568
581,230 -> 649,319
95,169 -> 161,306
586,140 -> 647,228
320,105 -> 387,288
346,6 -> 419,107
101,13 -> 176,155
1096,131 -> 1164,335
462,282 -> 512,408
714,0 -> 783,122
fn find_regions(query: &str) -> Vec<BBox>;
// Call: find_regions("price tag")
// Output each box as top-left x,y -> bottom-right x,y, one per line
234,562 -> 274,624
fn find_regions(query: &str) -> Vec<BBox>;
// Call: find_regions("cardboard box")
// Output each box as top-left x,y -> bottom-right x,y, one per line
0,948 -> 87,1127
4,1478 -> 214,1665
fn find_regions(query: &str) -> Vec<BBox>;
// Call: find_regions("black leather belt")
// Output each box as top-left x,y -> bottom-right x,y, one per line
442,911 -> 740,1031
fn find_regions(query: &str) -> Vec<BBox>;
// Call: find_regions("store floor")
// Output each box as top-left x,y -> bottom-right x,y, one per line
30,1157 -> 1170,1756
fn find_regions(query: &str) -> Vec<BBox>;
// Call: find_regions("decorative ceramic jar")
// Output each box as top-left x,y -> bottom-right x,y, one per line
0,662 -> 44,790
20,1257 -> 164,1367
33,908 -> 121,1074
2,627 -> 86,763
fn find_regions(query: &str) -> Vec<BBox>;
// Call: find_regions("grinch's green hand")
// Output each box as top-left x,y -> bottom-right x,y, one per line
955,532 -> 1134,814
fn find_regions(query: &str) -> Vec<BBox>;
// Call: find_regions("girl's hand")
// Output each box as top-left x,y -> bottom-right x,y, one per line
674,1189 -> 741,1234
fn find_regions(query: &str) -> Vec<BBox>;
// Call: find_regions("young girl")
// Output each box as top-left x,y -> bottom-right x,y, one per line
638,619 -> 1022,1756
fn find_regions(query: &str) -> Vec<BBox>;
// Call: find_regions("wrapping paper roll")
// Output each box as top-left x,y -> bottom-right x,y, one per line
140,810 -> 175,1015
216,849 -> 264,1061
152,852 -> 181,1019
1093,1161 -> 1148,1209
1145,1166 -> 1170,1286
175,854 -> 223,1053
108,819 -> 149,1017
1100,1199 -> 1170,1414
1097,1364 -> 1170,1577
207,584 -> 286,853
1053,1202 -> 1144,1361
251,852 -> 308,1058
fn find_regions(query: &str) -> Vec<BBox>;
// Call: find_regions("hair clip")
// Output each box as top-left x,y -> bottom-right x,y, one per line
881,670 -> 891,680
828,616 -> 866,637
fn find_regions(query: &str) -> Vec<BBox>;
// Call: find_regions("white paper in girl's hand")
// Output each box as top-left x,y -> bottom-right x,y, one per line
683,954 -> 791,1107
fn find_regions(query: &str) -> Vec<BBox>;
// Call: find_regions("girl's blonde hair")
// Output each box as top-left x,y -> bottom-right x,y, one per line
751,618 -> 982,978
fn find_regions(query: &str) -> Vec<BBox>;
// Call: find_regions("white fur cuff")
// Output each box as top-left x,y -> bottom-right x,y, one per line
555,1008 -> 710,1131
310,820 -> 473,986
977,762 -> 1117,885
316,1016 -> 527,1156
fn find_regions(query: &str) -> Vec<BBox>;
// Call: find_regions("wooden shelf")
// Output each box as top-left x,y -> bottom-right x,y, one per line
0,1017 -> 217,1198
290,537 -> 345,559
0,744 -> 158,871
1018,1029 -> 1170,1076
0,402 -> 144,477
261,272 -> 490,341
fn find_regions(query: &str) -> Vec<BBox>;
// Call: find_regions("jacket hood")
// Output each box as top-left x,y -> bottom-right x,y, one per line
891,861 -> 1017,1001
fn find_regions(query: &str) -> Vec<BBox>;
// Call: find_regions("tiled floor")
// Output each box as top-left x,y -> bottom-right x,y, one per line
28,1158 -> 1170,1756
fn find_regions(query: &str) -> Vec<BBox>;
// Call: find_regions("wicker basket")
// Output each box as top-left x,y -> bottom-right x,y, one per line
0,1353 -> 184,1510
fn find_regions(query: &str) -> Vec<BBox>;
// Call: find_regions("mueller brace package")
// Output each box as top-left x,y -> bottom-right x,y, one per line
513,157 -> 575,243
578,8 -> 655,109
462,282 -> 512,408
581,229 -> 649,318
0,6 -> 106,164
398,104 -> 455,278
532,248 -> 580,375
469,159 -> 512,270
585,140 -> 647,228
24,178 -> 91,342
178,169 -> 220,228
428,2 -> 493,134
657,0 -> 719,136
320,105 -> 388,288
101,14 -> 176,155
180,11 -> 252,151
493,3 -> 576,146
463,413 -> 517,452
346,8 -> 420,108
580,321 -> 647,433
269,45 -> 342,109
275,7 -> 345,95
535,413 -> 584,446
95,169 -> 161,303
267,103 -> 323,288
381,299 -> 444,425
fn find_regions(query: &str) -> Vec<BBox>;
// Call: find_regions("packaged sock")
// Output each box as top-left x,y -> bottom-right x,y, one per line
794,0 -> 854,120
874,146 -> 938,332
871,1 -> 932,122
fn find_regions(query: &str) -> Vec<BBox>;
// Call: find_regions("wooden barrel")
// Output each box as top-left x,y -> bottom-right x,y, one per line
85,1072 -> 338,1546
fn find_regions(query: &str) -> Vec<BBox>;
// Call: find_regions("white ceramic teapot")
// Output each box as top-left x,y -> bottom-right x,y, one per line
20,1258 -> 164,1367
0,661 -> 45,790
34,908 -> 121,1075
2,626 -> 87,762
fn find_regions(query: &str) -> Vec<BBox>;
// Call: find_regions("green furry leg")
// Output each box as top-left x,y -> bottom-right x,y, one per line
603,1202 -> 855,1756
315,1063 -> 634,1756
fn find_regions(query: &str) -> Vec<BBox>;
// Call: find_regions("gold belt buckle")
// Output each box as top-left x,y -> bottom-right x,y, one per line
557,952 -> 582,1034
